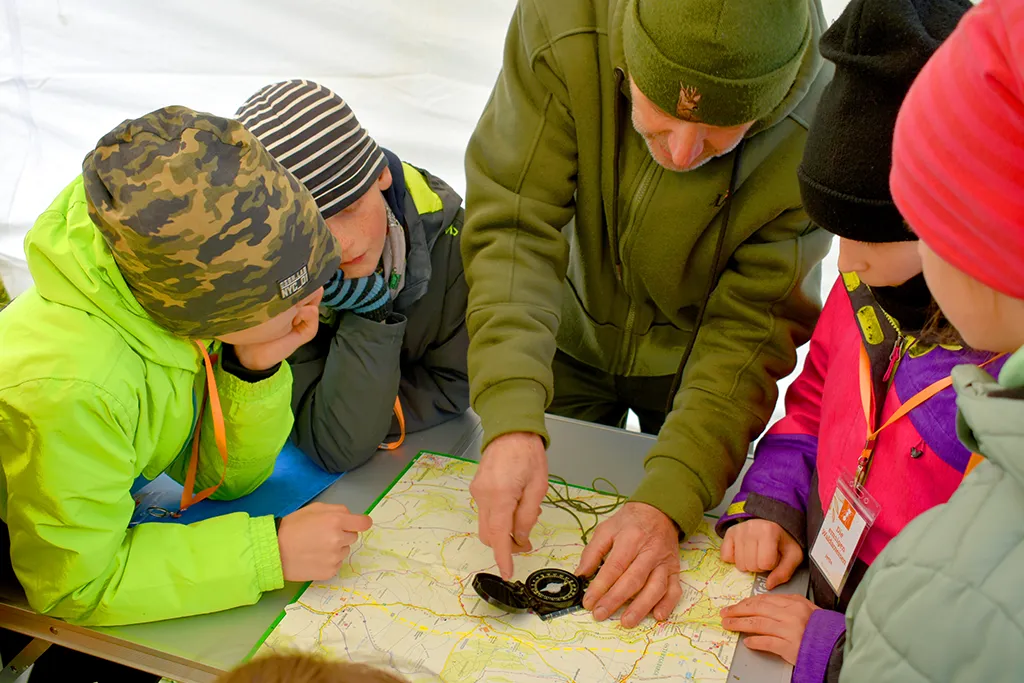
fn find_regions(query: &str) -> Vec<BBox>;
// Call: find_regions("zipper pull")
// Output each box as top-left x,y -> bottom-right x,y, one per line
882,336 -> 905,383
855,455 -> 871,489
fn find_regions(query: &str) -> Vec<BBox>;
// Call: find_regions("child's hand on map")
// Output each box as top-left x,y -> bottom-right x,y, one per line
277,503 -> 373,581
719,594 -> 819,666
720,519 -> 803,590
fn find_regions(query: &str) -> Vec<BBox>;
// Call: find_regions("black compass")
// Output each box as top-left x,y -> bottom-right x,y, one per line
472,568 -> 589,620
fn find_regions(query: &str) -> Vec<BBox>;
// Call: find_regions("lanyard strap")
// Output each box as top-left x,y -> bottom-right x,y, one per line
964,452 -> 986,477
379,397 -> 406,451
177,341 -> 230,514
857,344 -> 1003,487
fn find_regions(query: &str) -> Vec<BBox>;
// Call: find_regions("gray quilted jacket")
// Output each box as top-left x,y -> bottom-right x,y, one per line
840,347 -> 1024,682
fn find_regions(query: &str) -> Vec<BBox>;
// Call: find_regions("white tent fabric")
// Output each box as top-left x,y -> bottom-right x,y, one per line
0,0 -> 522,292
1,0 -> 849,424
1,0 -> 849,292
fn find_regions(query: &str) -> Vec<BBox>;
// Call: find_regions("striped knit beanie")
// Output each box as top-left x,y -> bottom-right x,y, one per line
891,0 -> 1024,300
236,80 -> 388,219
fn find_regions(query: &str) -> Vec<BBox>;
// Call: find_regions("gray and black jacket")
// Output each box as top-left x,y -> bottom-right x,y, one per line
289,150 -> 469,473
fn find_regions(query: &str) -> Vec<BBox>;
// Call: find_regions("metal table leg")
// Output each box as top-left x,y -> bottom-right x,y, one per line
0,638 -> 50,683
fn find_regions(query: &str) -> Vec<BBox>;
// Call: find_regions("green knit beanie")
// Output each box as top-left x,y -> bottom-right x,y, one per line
624,0 -> 811,127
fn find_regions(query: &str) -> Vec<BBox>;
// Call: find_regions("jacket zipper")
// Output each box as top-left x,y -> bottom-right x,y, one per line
610,69 -> 625,282
882,335 -> 905,383
615,156 -> 658,374
880,304 -> 914,384
664,141 -> 746,412
876,322 -> 915,438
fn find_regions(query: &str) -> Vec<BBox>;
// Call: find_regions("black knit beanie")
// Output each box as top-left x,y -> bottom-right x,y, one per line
798,0 -> 971,242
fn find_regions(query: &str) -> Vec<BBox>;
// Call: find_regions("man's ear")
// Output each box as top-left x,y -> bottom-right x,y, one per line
377,165 -> 394,191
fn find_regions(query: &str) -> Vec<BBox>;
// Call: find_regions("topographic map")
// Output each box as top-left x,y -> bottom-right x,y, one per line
257,452 -> 757,681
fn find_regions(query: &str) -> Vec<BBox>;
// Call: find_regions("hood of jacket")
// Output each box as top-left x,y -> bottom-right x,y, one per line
382,149 -> 463,312
23,177 -> 200,372
954,345 -> 1024,488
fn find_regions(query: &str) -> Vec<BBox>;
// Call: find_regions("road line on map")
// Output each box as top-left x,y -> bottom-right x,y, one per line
619,637 -> 653,682
302,593 -> 728,671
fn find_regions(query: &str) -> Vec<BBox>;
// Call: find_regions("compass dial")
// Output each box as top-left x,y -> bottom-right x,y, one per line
526,569 -> 581,607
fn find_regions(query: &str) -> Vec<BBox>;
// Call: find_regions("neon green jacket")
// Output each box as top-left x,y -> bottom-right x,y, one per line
0,178 -> 287,626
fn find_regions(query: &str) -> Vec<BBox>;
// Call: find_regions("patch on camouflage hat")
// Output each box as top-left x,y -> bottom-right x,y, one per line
278,265 -> 309,299
82,105 -> 341,338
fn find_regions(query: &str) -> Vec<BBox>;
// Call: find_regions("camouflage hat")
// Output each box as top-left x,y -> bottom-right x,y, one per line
82,105 -> 341,338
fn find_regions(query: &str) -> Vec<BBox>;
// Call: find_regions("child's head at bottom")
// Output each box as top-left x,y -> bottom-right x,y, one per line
891,0 -> 1024,355
217,653 -> 410,683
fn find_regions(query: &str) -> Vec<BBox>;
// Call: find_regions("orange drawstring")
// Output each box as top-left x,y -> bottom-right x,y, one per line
176,341 -> 229,514
379,397 -> 406,451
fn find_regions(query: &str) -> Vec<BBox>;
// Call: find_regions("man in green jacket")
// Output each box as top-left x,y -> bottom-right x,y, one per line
462,0 -> 833,627
0,107 -> 371,626
840,1 -> 1024,678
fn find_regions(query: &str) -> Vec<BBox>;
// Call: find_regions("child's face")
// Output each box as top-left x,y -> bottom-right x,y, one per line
326,167 -> 394,280
837,238 -> 923,287
919,241 -> 1024,354
218,289 -> 323,346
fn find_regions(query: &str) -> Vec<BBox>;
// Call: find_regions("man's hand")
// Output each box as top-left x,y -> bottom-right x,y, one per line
277,503 -> 373,581
721,519 -> 803,590
469,432 -> 548,580
575,502 -> 682,628
233,300 -> 322,371
720,594 -> 818,666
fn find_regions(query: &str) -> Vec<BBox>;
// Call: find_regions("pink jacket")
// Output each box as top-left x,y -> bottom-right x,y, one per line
717,275 -> 1004,683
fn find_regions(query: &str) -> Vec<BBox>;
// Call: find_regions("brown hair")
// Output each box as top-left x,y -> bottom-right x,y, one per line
915,301 -> 967,348
216,653 -> 410,683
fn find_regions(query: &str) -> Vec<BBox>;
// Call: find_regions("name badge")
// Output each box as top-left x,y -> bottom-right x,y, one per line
809,471 -> 880,596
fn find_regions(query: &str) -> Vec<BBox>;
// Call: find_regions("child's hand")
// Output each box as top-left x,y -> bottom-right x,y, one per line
721,519 -> 803,589
277,503 -> 373,581
233,302 -> 321,371
720,594 -> 819,666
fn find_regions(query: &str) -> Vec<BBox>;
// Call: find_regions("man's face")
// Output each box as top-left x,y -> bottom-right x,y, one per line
629,79 -> 754,172
325,167 -> 393,279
